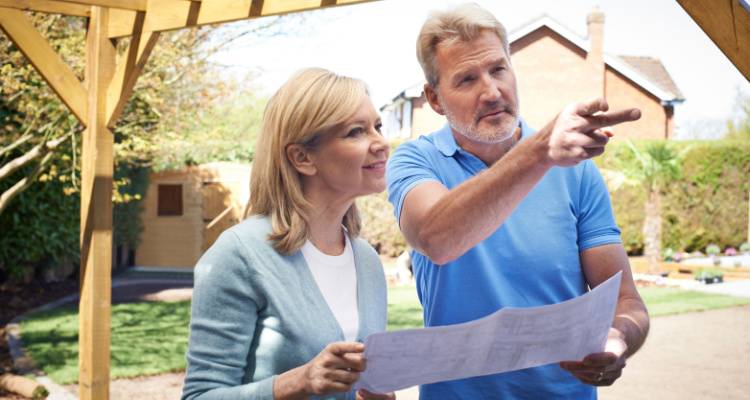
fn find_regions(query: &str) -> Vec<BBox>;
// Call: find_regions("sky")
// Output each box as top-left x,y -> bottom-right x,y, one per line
210,0 -> 750,139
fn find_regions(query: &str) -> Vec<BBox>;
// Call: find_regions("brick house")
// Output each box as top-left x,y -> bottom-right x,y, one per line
382,10 -> 685,140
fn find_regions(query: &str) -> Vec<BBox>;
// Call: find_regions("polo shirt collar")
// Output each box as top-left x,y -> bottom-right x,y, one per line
433,118 -> 530,157
433,123 -> 459,157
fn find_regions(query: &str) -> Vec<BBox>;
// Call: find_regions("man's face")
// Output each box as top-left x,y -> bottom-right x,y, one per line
426,30 -> 520,143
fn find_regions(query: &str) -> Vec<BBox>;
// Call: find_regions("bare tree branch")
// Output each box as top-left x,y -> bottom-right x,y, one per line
0,132 -> 72,182
0,134 -> 34,159
0,151 -> 54,215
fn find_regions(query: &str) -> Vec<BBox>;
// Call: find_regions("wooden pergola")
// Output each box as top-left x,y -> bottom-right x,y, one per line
0,1 -> 748,399
0,1 -> 373,399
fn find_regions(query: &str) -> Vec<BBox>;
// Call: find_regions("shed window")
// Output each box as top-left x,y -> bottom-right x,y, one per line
158,184 -> 183,216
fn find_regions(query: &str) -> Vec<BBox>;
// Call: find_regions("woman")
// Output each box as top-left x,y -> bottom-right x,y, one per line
181,68 -> 394,400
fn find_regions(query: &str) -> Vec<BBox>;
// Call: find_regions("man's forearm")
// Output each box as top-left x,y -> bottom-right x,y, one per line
613,297 -> 650,358
415,130 -> 552,264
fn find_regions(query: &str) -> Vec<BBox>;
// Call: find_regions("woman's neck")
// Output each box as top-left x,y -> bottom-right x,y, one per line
303,187 -> 353,255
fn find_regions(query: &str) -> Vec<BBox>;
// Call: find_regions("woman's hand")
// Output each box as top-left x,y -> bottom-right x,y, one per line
273,342 -> 368,399
356,388 -> 396,399
303,342 -> 367,395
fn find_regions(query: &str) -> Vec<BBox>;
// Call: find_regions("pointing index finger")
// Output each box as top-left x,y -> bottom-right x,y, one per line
586,108 -> 641,130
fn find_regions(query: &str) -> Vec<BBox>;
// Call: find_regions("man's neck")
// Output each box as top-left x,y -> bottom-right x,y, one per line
453,126 -> 522,166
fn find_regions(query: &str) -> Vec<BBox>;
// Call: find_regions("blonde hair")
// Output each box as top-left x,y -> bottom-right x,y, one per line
246,68 -> 367,254
417,3 -> 510,87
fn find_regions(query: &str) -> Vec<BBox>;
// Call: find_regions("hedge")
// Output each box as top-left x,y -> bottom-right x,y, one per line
596,139 -> 750,254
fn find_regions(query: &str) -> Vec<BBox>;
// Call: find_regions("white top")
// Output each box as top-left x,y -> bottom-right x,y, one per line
300,234 -> 359,342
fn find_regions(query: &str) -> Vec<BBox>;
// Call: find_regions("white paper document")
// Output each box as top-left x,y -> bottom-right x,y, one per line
355,271 -> 622,393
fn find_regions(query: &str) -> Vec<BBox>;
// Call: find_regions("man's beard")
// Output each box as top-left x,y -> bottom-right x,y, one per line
441,97 -> 520,144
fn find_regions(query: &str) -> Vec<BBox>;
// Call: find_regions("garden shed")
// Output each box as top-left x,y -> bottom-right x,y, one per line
136,162 -> 250,269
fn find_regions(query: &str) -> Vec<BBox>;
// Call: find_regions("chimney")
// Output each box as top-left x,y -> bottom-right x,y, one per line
587,8 -> 605,97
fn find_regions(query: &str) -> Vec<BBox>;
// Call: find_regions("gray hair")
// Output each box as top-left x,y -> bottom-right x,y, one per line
416,3 -> 510,87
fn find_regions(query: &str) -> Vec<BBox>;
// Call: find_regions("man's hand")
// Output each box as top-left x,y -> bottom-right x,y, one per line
544,98 -> 641,167
559,328 -> 628,386
356,388 -> 396,399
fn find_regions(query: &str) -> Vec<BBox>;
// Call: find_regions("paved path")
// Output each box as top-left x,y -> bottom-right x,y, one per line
599,304 -> 750,400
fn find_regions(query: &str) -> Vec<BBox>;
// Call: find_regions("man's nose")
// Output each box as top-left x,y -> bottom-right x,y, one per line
478,75 -> 502,103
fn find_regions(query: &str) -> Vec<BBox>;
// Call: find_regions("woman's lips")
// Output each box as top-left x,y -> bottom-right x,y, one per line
363,161 -> 386,171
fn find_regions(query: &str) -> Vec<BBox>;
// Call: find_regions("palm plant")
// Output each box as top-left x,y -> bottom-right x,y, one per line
620,140 -> 683,274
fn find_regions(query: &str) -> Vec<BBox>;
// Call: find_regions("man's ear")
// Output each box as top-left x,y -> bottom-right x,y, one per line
286,143 -> 317,176
424,84 -> 445,116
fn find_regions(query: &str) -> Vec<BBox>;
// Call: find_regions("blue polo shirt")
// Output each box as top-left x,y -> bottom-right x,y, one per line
386,121 -> 621,399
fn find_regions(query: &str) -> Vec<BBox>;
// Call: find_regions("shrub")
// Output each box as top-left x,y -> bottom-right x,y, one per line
357,192 -> 406,257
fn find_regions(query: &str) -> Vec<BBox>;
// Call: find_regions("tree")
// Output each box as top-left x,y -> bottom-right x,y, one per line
621,141 -> 683,274
726,90 -> 750,141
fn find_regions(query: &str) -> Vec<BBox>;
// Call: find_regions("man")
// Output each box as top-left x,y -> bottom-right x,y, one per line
386,4 -> 650,399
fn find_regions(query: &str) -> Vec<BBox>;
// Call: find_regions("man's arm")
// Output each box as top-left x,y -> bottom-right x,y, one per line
559,243 -> 650,386
399,99 -> 640,264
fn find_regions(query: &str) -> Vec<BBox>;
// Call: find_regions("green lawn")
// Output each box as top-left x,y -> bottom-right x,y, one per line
20,301 -> 190,384
638,286 -> 750,316
18,284 -> 750,383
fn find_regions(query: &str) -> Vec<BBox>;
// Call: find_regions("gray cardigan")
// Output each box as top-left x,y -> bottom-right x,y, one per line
181,216 -> 387,400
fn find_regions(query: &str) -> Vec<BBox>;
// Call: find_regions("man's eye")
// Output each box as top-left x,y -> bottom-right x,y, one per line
460,76 -> 475,85
375,123 -> 383,134
492,66 -> 505,74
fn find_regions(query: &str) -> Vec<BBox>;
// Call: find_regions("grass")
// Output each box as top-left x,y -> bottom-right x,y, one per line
17,284 -> 750,383
638,286 -> 750,316
20,301 -> 190,384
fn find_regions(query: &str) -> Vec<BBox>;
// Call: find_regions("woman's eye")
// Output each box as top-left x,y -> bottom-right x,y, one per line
375,123 -> 383,134
347,127 -> 365,137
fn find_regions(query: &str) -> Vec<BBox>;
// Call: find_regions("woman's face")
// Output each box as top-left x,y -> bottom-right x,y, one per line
304,97 -> 389,200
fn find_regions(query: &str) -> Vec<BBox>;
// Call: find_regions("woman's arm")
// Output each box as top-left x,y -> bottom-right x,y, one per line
181,231 -> 276,399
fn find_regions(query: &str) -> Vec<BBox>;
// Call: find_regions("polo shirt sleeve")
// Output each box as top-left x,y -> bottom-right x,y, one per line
576,160 -> 622,251
386,140 -> 442,224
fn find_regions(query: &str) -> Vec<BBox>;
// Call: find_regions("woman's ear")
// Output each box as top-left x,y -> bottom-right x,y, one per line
286,143 -> 317,176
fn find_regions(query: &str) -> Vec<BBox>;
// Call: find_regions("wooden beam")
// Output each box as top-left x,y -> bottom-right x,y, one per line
0,8 -> 88,123
0,0 -> 90,17
677,0 -> 750,81
57,0 -> 147,11
108,0 -> 375,38
106,11 -> 160,126
79,6 -> 115,400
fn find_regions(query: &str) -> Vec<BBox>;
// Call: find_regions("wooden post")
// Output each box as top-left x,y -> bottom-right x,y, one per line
79,5 -> 115,400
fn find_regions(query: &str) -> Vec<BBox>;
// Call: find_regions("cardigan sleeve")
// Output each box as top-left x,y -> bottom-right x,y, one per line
181,230 -> 276,400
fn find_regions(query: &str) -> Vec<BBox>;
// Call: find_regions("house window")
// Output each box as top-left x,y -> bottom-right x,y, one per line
158,184 -> 183,216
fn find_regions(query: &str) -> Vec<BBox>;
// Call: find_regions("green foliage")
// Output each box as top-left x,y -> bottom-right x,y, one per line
0,149 -> 79,280
150,92 -> 265,171
726,91 -> 750,141
113,164 -> 150,249
357,192 -> 406,257
705,244 -> 721,256
619,140 -> 682,193
741,242 -> 750,253
597,140 -> 750,253
693,267 -> 724,280
20,301 -> 191,384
